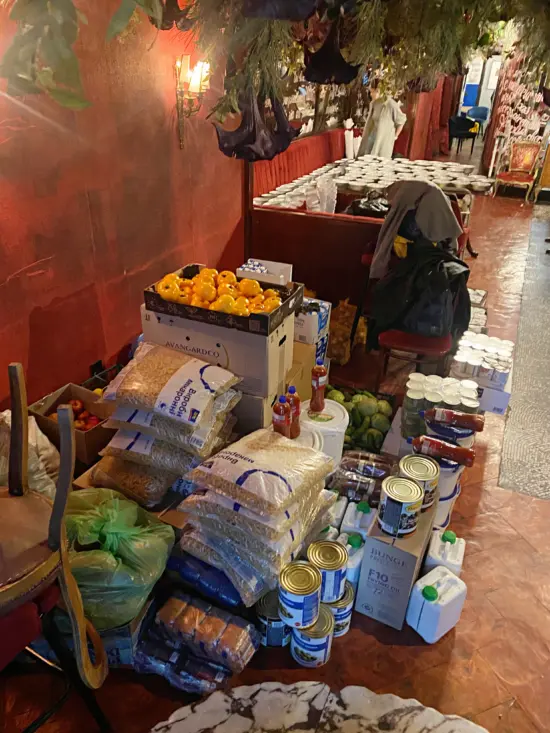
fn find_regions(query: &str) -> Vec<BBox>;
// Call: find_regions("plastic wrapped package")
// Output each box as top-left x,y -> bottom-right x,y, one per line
166,549 -> 243,609
103,342 -> 240,428
0,414 -> 58,499
171,476 -> 195,498
181,480 -> 326,542
65,488 -> 175,629
188,429 -> 334,515
104,390 -> 240,458
179,528 -> 269,606
90,456 -> 178,508
328,453 -> 397,505
100,429 -> 201,475
154,593 -> 260,672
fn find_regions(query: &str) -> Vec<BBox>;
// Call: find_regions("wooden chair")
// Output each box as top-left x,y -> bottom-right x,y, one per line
375,330 -> 453,390
0,363 -> 110,732
534,144 -> 550,203
494,140 -> 542,201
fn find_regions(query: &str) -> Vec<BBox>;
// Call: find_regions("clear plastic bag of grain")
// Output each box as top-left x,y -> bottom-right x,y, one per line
179,527 -> 270,607
103,342 -> 240,428
90,455 -> 178,508
188,429 -> 334,516
100,430 -> 201,475
104,390 -> 241,458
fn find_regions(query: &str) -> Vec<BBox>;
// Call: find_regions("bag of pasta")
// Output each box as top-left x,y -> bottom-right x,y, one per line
90,456 -> 178,508
100,430 -> 201,475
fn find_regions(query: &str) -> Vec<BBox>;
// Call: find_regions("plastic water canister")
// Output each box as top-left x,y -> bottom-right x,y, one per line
340,501 -> 375,540
301,399 -> 350,462
423,530 -> 466,577
346,534 -> 364,592
406,566 -> 467,643
330,495 -> 349,530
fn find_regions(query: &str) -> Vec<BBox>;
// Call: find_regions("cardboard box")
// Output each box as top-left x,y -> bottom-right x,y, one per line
294,298 -> 331,345
144,264 -> 303,336
30,384 -> 115,465
355,500 -> 436,630
141,304 -> 293,398
237,259 -> 293,287
477,374 -> 511,415
292,337 -> 329,402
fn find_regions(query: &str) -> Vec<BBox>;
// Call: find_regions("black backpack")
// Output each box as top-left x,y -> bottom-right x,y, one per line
401,261 -> 453,338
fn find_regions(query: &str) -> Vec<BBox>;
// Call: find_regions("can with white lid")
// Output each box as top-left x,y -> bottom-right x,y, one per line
424,391 -> 443,410
425,375 -> 444,390
301,399 -> 349,462
460,379 -> 478,392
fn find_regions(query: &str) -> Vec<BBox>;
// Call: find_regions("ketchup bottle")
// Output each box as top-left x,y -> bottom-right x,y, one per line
310,358 -> 328,413
272,395 -> 291,438
412,435 -> 475,467
423,408 -> 485,432
286,386 -> 301,439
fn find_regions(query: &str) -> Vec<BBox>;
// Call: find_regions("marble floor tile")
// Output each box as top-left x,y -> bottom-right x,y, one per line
486,588 -> 550,644
452,511 -> 521,555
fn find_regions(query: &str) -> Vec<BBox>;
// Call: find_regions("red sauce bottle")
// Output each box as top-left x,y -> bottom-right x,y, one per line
412,435 -> 475,467
424,408 -> 485,432
272,395 -> 291,438
310,359 -> 328,413
286,385 -> 301,439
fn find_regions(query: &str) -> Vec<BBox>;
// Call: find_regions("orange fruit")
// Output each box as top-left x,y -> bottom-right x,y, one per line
263,297 -> 282,313
232,305 -> 250,317
209,301 -> 223,311
250,303 -> 265,314
235,296 -> 250,308
176,290 -> 192,305
238,278 -> 262,297
216,294 -> 236,313
263,288 -> 279,299
190,295 -> 210,308
193,280 -> 217,302
161,272 -> 180,283
192,273 -> 215,288
218,270 -> 237,286
201,268 -> 218,280
156,280 -> 181,302
217,283 -> 238,298
178,278 -> 194,290
249,294 -> 265,306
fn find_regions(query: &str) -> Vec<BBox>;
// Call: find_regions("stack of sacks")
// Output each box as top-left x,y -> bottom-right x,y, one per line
179,428 -> 336,606
92,342 -> 241,508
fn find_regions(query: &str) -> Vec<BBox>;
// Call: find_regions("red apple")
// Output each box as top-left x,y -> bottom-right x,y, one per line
86,416 -> 101,429
69,399 -> 84,415
79,410 -> 91,421
74,419 -> 86,431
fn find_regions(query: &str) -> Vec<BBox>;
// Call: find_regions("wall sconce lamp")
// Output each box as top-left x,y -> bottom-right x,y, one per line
175,55 -> 210,149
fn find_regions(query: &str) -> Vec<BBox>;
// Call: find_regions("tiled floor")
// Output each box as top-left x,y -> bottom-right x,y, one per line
2,195 -> 550,733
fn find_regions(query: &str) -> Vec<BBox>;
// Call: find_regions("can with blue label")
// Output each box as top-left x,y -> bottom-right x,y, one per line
291,604 -> 334,667
307,540 -> 348,603
325,581 -> 354,637
279,561 -> 321,629
256,590 -> 291,647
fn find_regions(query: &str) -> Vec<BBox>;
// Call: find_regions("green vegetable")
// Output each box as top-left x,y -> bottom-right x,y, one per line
371,413 -> 391,433
345,426 -> 354,436
328,390 -> 345,404
376,399 -> 393,417
343,401 -> 354,413
351,407 -> 362,429
356,396 -> 378,418
365,428 -> 384,452
327,385 -> 334,393
344,435 -> 352,444
360,415 -> 371,432
351,394 -> 365,404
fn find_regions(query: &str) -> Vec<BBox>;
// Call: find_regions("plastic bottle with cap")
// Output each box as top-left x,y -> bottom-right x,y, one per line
310,359 -> 328,413
272,395 -> 291,438
315,526 -> 339,542
345,533 -> 364,592
341,500 -> 376,540
406,566 -> 467,643
286,385 -> 301,439
423,528 -> 466,577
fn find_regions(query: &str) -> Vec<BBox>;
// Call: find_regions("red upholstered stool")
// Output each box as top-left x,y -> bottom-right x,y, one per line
376,330 -> 453,389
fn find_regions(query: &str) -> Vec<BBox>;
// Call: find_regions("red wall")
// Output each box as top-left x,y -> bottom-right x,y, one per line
0,3 -> 244,405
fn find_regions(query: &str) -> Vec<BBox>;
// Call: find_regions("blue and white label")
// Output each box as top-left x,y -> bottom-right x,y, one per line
320,567 -> 347,603
291,630 -> 332,667
108,429 -> 154,456
279,587 -> 320,629
330,604 -> 353,637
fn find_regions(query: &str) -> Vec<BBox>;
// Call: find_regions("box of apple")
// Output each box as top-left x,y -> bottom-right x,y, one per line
49,399 -> 102,432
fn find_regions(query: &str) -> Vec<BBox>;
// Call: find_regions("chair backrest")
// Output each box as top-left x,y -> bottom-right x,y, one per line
468,106 -> 489,121
509,140 -> 542,174
8,364 -> 28,497
449,115 -> 474,135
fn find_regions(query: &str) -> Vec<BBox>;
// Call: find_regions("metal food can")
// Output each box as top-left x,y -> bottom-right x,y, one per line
290,604 -> 334,667
256,590 -> 291,647
307,541 -> 349,603
460,397 -> 481,413
464,357 -> 482,377
279,561 -> 321,629
491,365 -> 510,388
378,476 -> 424,537
451,355 -> 468,375
460,379 -> 479,393
424,391 -> 444,410
399,454 -> 439,511
325,581 -> 354,638
478,360 -> 494,380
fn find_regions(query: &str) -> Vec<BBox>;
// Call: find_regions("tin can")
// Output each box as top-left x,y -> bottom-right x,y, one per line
290,604 -> 334,667
478,360 -> 494,381
399,454 -> 439,511
424,391 -> 443,410
460,379 -> 479,393
464,357 -> 482,377
307,541 -> 348,603
491,365 -> 510,388
451,355 -> 468,375
279,561 -> 321,629
256,590 -> 291,647
443,394 -> 462,410
378,476 -> 424,537
325,581 -> 354,638
460,397 -> 480,413
425,375 -> 444,390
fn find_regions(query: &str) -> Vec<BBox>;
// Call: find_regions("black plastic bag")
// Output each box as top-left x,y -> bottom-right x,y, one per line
304,17 -> 359,85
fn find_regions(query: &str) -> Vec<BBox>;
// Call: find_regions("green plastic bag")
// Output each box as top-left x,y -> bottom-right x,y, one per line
65,488 -> 174,630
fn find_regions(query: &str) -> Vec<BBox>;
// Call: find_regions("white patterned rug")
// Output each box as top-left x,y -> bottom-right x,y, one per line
151,682 -> 486,733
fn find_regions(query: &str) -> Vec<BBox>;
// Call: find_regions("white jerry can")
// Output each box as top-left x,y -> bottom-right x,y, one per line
423,529 -> 466,576
406,566 -> 467,644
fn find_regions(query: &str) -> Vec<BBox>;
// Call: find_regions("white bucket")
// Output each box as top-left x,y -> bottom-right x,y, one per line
425,420 -> 475,449
268,424 -> 324,452
436,459 -> 464,500
301,399 -> 350,462
433,482 -> 461,529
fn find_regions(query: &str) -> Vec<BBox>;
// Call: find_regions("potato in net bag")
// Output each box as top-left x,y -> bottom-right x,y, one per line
104,389 -> 240,458
179,526 -> 271,606
188,429 -> 334,516
90,456 -> 178,509
103,342 -> 240,428
100,430 -> 201,475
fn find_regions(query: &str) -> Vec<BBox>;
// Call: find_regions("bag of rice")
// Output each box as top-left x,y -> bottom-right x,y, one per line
104,390 -> 241,458
188,429 -> 334,516
179,528 -> 268,607
103,342 -> 240,428
90,456 -> 178,508
100,429 -> 201,475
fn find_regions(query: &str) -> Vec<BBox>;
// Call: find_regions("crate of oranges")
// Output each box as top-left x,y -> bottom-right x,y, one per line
144,264 -> 304,336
